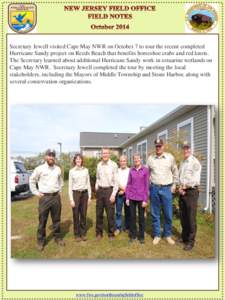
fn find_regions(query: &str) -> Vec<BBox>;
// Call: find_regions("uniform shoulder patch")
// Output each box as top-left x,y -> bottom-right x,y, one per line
193,163 -> 200,171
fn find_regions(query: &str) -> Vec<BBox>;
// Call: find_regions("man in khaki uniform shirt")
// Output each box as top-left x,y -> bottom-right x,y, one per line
95,147 -> 118,240
29,149 -> 65,251
178,141 -> 201,251
147,139 -> 178,245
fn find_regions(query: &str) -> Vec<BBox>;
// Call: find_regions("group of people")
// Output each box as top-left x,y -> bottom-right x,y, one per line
29,138 -> 201,252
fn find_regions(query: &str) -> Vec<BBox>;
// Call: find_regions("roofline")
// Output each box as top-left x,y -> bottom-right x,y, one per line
80,146 -> 121,149
119,105 -> 198,148
80,131 -> 136,135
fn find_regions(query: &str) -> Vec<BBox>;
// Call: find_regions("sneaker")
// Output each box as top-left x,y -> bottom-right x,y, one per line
139,239 -> 145,244
114,229 -> 121,236
152,237 -> 161,245
109,236 -> 115,241
81,236 -> 87,241
166,236 -> 175,245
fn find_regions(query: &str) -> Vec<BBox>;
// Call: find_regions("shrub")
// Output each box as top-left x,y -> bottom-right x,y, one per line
83,154 -> 119,194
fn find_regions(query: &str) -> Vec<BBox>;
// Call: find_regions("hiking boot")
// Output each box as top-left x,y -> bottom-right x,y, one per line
75,237 -> 82,242
183,244 -> 194,251
129,238 -> 137,244
96,235 -> 102,241
55,239 -> 65,246
165,236 -> 175,245
37,243 -> 45,251
176,237 -> 184,244
177,237 -> 188,244
152,237 -> 161,245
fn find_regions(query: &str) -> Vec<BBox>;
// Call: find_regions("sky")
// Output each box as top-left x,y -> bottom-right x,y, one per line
10,104 -> 178,157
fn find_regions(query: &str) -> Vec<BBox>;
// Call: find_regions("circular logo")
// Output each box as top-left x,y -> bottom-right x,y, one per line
186,4 -> 218,33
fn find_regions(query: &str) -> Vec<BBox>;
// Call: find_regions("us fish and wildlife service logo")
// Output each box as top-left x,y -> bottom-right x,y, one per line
186,4 -> 218,33
8,3 -> 37,34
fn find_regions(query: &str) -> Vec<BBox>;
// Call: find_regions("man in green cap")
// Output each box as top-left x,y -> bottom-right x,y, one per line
147,139 -> 178,246
178,141 -> 202,251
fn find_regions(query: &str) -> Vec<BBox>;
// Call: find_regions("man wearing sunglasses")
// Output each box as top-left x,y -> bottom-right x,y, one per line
147,139 -> 178,246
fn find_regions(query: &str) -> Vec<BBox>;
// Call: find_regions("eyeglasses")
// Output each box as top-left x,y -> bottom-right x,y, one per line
155,145 -> 162,148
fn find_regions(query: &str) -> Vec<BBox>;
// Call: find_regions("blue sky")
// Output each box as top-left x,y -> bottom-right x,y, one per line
10,104 -> 178,156
188,10 -> 216,21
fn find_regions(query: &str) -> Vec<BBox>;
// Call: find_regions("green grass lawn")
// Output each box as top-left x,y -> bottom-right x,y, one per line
11,182 -> 215,259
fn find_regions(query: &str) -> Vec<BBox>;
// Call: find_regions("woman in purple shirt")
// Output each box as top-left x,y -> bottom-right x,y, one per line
125,153 -> 150,244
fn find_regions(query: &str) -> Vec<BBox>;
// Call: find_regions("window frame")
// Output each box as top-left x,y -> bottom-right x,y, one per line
122,149 -> 127,156
157,129 -> 168,142
128,146 -> 133,166
136,139 -> 148,165
177,117 -> 194,150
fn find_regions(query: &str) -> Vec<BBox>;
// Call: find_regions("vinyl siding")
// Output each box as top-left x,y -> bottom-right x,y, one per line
122,106 -> 209,206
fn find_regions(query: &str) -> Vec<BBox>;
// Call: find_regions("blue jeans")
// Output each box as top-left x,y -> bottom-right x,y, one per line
116,194 -> 130,231
150,184 -> 173,237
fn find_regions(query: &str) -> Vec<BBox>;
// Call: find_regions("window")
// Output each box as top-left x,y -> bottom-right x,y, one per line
128,147 -> 133,166
94,151 -> 101,158
122,149 -> 127,156
14,162 -> 27,173
177,117 -> 194,149
157,129 -> 168,143
136,140 -> 147,165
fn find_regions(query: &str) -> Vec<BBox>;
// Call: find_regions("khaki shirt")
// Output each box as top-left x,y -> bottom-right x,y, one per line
179,155 -> 201,188
29,162 -> 63,196
95,159 -> 119,196
147,152 -> 178,186
68,166 -> 91,202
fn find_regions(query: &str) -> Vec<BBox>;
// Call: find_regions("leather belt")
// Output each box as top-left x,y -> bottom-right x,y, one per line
99,186 -> 113,190
185,186 -> 199,191
42,191 -> 59,196
74,189 -> 88,193
151,183 -> 172,187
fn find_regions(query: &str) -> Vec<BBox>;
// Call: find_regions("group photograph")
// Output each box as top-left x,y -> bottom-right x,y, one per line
9,104 -> 217,259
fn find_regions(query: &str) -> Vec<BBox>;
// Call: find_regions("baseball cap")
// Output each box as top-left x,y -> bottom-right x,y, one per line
182,141 -> 191,149
154,138 -> 164,146
45,149 -> 56,157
